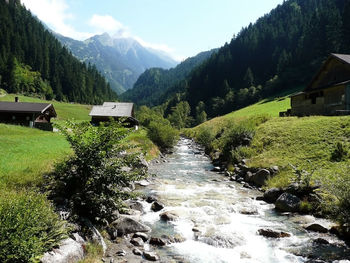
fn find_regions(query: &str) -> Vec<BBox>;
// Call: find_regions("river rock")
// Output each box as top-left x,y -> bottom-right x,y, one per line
313,238 -> 330,245
251,169 -> 270,186
150,237 -> 167,246
110,216 -> 151,235
125,200 -> 144,213
244,171 -> 253,182
160,211 -> 179,222
146,195 -> 158,203
151,201 -> 165,212
116,250 -> 126,256
263,188 -> 284,203
305,223 -> 329,233
41,238 -> 84,263
257,229 -> 291,238
239,207 -> 258,215
133,232 -> 149,242
275,193 -> 301,212
143,251 -> 159,261
130,237 -> 144,246
212,166 -> 221,172
132,248 -> 142,256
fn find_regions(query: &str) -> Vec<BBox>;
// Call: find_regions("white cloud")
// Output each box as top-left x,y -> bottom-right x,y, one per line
21,0 -> 183,60
89,14 -> 129,37
21,0 -> 93,40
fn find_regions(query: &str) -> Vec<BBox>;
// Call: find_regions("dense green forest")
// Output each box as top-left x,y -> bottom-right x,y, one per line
121,49 -> 217,106
0,0 -> 117,104
132,0 -> 350,122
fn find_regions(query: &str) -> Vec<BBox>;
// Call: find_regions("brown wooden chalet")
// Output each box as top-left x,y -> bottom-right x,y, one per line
0,97 -> 57,130
289,54 -> 350,116
89,102 -> 139,128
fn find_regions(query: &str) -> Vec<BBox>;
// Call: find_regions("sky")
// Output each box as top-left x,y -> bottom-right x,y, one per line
21,0 -> 284,61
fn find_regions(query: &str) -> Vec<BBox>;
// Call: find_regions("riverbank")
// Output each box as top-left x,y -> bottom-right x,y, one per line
110,138 -> 349,262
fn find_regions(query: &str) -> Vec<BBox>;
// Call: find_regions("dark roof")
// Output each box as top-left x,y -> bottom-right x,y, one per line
89,102 -> 134,117
0,102 -> 57,117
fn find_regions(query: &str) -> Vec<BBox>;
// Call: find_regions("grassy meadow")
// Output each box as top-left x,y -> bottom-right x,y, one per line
189,96 -> 350,190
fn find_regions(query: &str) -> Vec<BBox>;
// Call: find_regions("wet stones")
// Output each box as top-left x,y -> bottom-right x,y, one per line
130,237 -> 144,246
305,223 -> 329,233
263,188 -> 284,203
275,193 -> 301,212
250,169 -> 270,186
149,237 -> 167,246
146,195 -> 158,203
257,228 -> 291,238
132,248 -> 142,256
143,251 -> 159,261
132,232 -> 148,242
110,216 -> 151,235
160,211 -> 179,222
151,201 -> 165,212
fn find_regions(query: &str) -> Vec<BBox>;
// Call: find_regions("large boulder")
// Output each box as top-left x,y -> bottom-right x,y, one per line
41,238 -> 84,263
251,169 -> 270,186
111,216 -> 151,235
305,223 -> 329,233
150,237 -> 167,246
143,251 -> 159,261
275,193 -> 301,212
263,188 -> 284,203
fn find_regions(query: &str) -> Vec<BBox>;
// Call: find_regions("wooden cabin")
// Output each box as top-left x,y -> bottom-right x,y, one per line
0,98 -> 57,130
289,54 -> 350,116
89,102 -> 139,128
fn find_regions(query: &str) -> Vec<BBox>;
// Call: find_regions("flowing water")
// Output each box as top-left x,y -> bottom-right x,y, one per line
139,138 -> 350,263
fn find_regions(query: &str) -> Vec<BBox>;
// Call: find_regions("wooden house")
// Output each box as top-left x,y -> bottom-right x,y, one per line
89,102 -> 139,128
0,98 -> 57,130
289,54 -> 350,116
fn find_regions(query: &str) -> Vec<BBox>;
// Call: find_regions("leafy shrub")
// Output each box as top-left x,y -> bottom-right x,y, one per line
331,142 -> 348,162
148,120 -> 179,150
196,126 -> 215,153
323,168 -> 350,227
47,121 -> 148,223
219,122 -> 256,161
0,190 -> 67,263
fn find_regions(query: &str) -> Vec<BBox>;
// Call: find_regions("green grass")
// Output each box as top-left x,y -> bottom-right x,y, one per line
0,124 -> 71,188
189,96 -> 350,189
0,94 -> 92,121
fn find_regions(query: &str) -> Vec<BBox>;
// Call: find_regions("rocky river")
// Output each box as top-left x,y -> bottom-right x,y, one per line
128,138 -> 350,263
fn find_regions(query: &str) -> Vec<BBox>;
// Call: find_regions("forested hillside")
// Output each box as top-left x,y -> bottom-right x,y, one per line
121,49 -> 217,106
147,0 -> 350,120
0,0 -> 117,104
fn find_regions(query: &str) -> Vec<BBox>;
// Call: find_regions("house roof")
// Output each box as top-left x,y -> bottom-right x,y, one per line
0,102 -> 57,117
89,102 -> 134,117
332,53 -> 350,65
305,53 -> 350,92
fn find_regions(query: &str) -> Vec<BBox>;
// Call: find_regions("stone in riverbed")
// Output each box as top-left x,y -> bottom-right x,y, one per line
133,232 -> 149,242
41,238 -> 84,263
130,237 -> 144,246
146,195 -> 158,203
251,169 -> 270,186
160,211 -> 179,222
305,223 -> 329,233
132,248 -> 142,256
110,216 -> 151,235
151,201 -> 165,212
149,237 -> 167,246
143,251 -> 159,261
257,229 -> 291,238
275,193 -> 301,212
263,188 -> 284,203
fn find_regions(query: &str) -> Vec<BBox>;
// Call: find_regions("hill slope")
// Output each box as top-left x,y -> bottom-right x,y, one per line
121,49 -> 217,106
56,33 -> 178,94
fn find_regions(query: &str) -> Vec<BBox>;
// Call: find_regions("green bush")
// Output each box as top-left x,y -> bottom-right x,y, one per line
47,121 -> 148,223
148,120 -> 179,150
196,126 -> 215,153
331,142 -> 348,162
0,190 -> 67,263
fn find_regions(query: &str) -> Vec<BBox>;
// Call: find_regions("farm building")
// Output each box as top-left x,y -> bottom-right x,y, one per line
89,102 -> 139,128
0,97 -> 57,130
289,53 -> 350,116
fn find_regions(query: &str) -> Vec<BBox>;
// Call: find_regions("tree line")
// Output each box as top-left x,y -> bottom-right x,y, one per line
0,0 -> 117,104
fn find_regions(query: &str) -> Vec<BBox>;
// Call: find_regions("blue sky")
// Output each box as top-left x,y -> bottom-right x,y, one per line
21,0 -> 284,61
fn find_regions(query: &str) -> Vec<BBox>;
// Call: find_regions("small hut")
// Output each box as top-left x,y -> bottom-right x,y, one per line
89,102 -> 139,128
289,54 -> 350,116
0,97 -> 57,130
